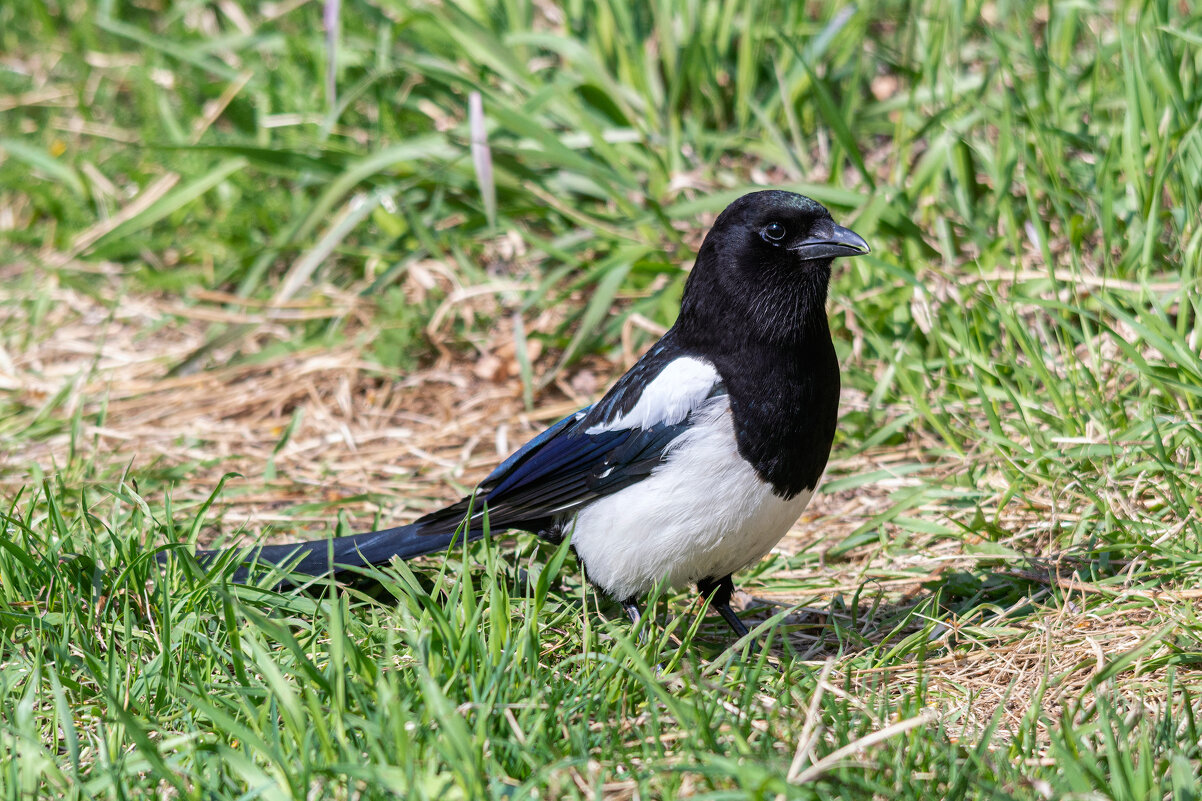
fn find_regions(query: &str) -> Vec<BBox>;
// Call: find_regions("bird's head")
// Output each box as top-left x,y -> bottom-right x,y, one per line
678,190 -> 869,346
708,189 -> 869,267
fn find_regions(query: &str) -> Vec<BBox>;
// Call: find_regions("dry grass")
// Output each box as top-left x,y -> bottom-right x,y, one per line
2,274 -> 558,536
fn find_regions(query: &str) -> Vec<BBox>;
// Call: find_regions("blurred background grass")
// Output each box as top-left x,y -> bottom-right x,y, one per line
2,0 -> 1202,798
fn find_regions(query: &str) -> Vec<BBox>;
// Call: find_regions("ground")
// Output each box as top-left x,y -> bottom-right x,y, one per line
2,0 -> 1200,798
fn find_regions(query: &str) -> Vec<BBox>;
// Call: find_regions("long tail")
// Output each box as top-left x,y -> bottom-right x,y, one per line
180,500 -> 485,584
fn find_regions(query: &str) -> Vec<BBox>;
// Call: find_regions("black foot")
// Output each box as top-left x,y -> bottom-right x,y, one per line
698,575 -> 751,639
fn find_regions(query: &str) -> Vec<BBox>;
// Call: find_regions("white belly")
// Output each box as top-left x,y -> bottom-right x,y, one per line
567,398 -> 814,601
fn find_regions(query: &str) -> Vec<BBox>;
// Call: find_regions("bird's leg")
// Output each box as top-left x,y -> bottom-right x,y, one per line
622,599 -> 643,627
716,602 -> 751,639
697,575 -> 751,639
621,598 -> 650,644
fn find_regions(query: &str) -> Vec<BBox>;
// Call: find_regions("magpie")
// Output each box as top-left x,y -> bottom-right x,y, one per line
192,190 -> 869,637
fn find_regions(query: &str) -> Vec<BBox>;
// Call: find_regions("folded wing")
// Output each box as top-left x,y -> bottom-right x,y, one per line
191,350 -> 725,581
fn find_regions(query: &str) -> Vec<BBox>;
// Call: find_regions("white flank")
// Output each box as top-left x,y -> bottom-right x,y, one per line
569,395 -> 814,601
587,356 -> 721,433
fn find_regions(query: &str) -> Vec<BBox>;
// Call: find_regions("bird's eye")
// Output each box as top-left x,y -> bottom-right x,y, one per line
762,222 -> 786,243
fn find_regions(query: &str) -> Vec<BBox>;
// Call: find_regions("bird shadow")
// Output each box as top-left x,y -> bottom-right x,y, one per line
685,567 -> 1056,663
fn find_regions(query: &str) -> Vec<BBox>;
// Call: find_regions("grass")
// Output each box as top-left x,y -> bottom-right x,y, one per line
2,0 -> 1202,797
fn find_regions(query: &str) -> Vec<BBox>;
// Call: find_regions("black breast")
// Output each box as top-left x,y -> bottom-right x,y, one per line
710,337 -> 840,499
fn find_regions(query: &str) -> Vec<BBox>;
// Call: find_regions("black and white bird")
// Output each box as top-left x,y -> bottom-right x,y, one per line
194,190 -> 869,637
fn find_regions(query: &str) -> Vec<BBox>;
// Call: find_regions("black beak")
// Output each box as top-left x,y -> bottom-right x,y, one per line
789,224 -> 870,262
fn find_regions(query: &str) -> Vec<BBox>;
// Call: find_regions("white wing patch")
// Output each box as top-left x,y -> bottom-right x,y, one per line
587,356 -> 720,433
